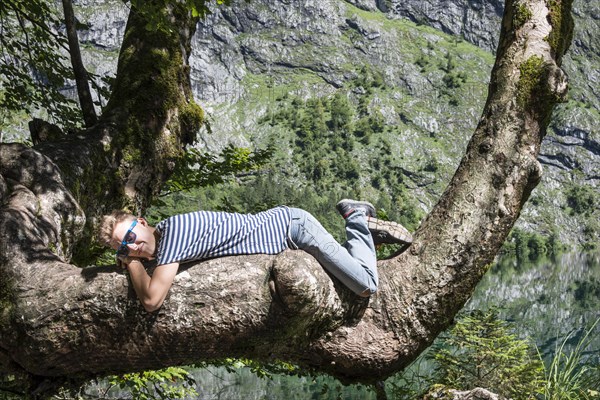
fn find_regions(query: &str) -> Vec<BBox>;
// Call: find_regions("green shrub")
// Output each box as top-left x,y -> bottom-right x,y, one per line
416,53 -> 429,71
582,221 -> 599,251
566,185 -> 598,216
108,367 -> 197,400
430,309 -> 545,400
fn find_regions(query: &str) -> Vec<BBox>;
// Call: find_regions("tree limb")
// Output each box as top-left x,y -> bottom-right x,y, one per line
61,0 -> 97,127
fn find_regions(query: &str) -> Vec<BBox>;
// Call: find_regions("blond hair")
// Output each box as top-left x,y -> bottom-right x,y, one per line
98,210 -> 135,248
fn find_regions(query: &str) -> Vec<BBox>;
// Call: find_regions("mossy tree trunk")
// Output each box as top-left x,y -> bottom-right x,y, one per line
31,2 -> 203,263
36,2 -> 202,218
0,0 -> 573,395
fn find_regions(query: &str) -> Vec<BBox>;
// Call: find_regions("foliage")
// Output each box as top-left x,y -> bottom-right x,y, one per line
188,360 -> 377,399
500,227 -> 566,262
195,357 -> 301,380
582,220 -> 600,251
163,144 -> 273,195
107,367 -> 197,400
265,93 -> 364,187
542,318 -> 600,400
192,358 -> 378,399
0,0 -> 82,128
565,184 -> 598,216
386,353 -> 433,399
440,52 -> 468,105
429,309 -> 545,399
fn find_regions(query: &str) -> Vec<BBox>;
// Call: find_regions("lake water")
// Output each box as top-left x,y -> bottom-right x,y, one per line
468,252 -> 600,360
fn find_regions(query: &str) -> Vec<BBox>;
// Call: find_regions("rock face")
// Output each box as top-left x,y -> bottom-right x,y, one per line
75,0 -> 128,50
386,0 -> 504,52
72,0 -> 599,247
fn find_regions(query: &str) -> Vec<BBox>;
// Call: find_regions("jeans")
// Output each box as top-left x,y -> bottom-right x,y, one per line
287,207 -> 378,295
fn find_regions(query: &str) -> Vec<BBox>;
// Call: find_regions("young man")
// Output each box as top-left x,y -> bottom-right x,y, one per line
99,199 -> 412,312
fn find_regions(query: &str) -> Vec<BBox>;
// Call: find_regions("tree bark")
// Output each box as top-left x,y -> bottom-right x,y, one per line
61,0 -> 97,128
0,0 -> 573,392
30,1 -> 203,263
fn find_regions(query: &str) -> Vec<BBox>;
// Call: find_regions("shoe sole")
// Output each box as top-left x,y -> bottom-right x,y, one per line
368,218 -> 413,245
336,199 -> 376,218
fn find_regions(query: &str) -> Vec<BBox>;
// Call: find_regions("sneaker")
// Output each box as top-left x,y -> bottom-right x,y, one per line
367,218 -> 413,246
336,199 -> 376,219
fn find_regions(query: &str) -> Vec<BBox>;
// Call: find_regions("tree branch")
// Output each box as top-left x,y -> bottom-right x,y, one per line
61,0 -> 97,127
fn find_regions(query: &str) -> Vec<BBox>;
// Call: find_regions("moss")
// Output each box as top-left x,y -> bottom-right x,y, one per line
122,144 -> 142,164
180,101 -> 205,144
514,3 -> 533,27
545,0 -> 574,60
106,3 -> 193,164
517,53 -> 566,118
516,55 -> 546,108
48,242 -> 58,255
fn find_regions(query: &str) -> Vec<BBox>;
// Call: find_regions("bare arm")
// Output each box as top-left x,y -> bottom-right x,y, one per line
125,259 -> 179,312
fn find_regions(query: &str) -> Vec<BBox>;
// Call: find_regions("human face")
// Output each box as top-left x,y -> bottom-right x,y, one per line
111,218 -> 156,260
116,219 -> 138,258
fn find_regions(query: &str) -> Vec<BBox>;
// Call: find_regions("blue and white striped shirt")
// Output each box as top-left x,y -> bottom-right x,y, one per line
154,206 -> 291,265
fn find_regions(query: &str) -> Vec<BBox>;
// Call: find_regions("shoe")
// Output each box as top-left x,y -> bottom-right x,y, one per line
367,218 -> 413,246
336,199 -> 376,219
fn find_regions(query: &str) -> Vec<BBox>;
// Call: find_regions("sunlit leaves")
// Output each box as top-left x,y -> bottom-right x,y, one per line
194,358 -> 302,380
185,0 -> 231,18
164,144 -> 274,194
109,366 -> 198,400
0,0 -> 82,128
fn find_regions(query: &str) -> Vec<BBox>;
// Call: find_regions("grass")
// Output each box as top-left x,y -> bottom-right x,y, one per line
542,318 -> 600,399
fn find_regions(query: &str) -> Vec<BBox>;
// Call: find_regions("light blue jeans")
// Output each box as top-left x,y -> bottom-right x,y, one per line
287,207 -> 378,296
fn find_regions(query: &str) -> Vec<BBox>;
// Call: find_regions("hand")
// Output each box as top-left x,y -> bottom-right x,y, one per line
116,254 -> 134,268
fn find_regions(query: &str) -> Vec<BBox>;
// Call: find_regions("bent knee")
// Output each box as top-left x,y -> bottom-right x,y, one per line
359,285 -> 377,297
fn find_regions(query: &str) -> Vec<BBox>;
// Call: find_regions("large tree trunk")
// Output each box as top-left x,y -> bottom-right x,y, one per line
0,0 -> 573,394
30,1 -> 203,264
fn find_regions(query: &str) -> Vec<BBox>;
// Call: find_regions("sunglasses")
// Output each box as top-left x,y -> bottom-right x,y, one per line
116,219 -> 137,259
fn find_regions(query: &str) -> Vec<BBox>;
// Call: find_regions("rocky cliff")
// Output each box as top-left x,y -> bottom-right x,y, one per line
59,0 -> 600,248
194,0 -> 600,248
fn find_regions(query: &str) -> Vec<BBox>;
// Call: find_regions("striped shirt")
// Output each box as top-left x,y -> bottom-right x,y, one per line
154,206 -> 291,265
